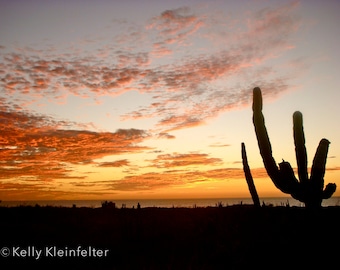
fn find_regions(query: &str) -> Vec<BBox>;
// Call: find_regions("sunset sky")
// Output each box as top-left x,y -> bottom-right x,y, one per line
0,0 -> 339,201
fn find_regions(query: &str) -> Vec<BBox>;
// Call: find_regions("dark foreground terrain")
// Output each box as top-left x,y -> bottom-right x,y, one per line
0,205 -> 339,269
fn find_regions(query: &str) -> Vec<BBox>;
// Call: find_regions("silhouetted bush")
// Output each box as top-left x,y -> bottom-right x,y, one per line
101,200 -> 115,209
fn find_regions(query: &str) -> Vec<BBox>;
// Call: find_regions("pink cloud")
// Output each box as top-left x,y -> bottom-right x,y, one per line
121,3 -> 301,131
147,6 -> 204,41
0,2 -> 302,133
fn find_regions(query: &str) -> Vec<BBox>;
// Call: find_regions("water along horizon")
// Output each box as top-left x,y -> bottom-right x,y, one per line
1,197 -> 340,208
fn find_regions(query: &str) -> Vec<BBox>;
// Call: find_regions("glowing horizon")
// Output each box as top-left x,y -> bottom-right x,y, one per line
1,0 -> 339,201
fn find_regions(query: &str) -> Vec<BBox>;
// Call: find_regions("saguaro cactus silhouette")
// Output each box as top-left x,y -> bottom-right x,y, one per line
241,142 -> 261,207
252,87 -> 336,208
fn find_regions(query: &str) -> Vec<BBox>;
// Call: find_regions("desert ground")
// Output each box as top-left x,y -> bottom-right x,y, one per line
0,205 -> 339,269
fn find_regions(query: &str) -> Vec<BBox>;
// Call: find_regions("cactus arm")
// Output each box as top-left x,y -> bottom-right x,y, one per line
278,160 -> 300,195
310,138 -> 330,191
241,143 -> 261,207
293,111 -> 308,183
252,87 -> 281,182
253,87 -> 299,194
323,183 -> 336,199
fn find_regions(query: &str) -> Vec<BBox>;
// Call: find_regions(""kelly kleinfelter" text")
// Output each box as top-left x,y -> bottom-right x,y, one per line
1,246 -> 109,260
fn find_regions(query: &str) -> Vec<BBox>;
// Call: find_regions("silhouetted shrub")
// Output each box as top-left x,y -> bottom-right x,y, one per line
101,200 -> 115,209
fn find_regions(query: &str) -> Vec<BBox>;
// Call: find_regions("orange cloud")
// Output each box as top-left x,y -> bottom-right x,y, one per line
0,110 -> 150,181
198,167 -> 269,180
3,165 -> 336,199
98,159 -> 130,167
0,181 -> 115,201
105,167 -> 269,192
209,144 -> 231,148
157,115 -> 204,132
150,153 -> 223,168
157,132 -> 176,139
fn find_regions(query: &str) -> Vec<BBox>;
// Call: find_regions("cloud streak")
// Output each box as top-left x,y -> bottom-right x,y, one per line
150,153 -> 222,168
108,167 -> 269,192
98,159 -> 130,168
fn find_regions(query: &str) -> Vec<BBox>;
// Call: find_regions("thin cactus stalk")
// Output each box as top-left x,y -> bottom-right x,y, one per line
241,142 -> 261,207
252,87 -> 336,208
